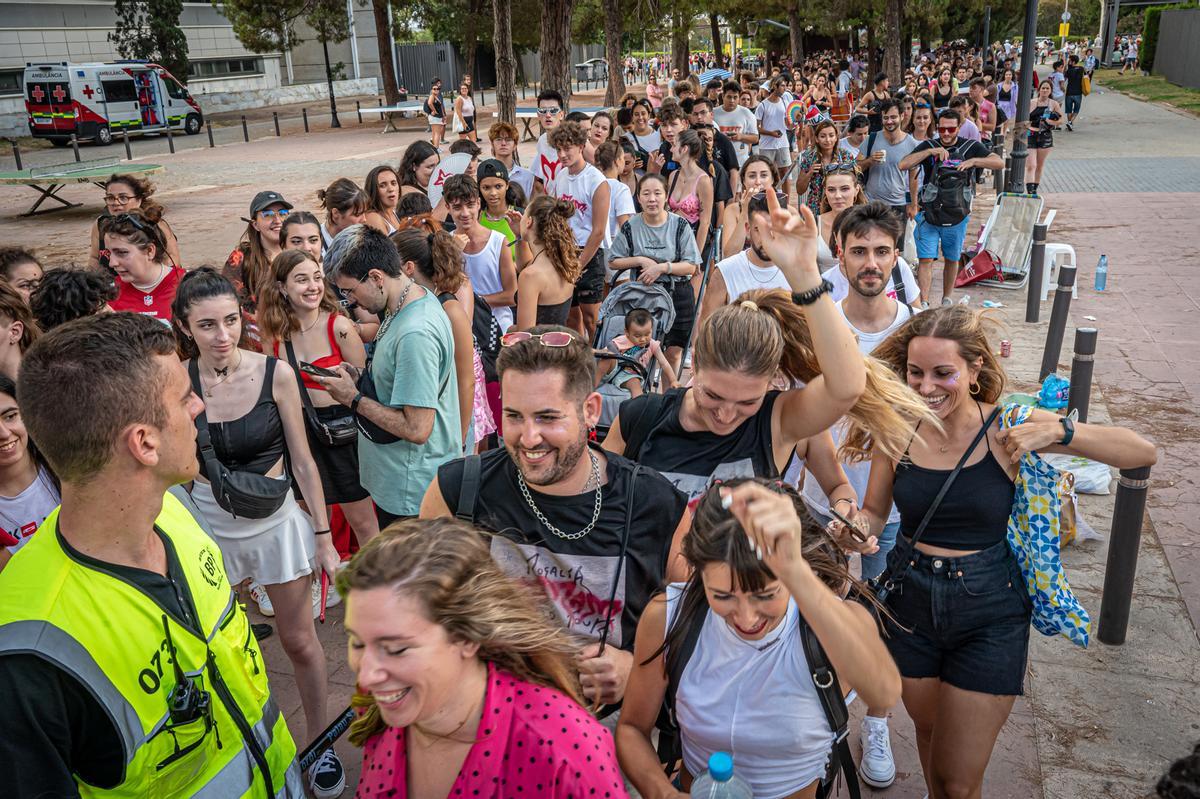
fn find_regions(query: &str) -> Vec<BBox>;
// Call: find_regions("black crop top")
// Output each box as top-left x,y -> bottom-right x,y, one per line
892,407 -> 1015,551
191,357 -> 286,479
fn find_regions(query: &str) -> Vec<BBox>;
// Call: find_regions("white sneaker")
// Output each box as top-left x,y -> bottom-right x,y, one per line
248,582 -> 274,617
308,748 -> 346,798
311,577 -> 342,619
859,715 -> 897,788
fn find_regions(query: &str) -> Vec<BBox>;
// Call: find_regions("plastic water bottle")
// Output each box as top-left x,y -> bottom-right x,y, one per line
1094,254 -> 1108,291
957,294 -> 971,305
691,752 -> 753,798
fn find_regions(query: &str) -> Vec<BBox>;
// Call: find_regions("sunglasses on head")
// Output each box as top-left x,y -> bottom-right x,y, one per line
822,163 -> 859,175
500,331 -> 577,348
112,212 -> 152,233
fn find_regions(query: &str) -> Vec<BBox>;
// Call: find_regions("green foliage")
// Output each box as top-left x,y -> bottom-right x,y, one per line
110,0 -> 190,82
217,0 -> 349,53
1142,3 -> 1198,72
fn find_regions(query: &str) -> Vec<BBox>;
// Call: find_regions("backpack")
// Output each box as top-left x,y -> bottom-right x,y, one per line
657,593 -> 862,799
471,293 -> 502,383
919,153 -> 975,227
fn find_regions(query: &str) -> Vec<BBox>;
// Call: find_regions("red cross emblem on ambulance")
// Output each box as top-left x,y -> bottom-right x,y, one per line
30,86 -> 45,102
82,85 -> 95,99
51,85 -> 67,102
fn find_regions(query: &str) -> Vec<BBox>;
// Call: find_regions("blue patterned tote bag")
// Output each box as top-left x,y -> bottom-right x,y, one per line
1000,402 -> 1091,647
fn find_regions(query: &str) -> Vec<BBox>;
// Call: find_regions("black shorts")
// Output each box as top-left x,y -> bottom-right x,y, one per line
301,405 -> 369,505
572,249 -> 606,307
661,278 -> 695,350
881,539 -> 1032,696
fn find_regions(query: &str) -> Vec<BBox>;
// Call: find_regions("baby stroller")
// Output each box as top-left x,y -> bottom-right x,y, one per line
592,278 -> 676,438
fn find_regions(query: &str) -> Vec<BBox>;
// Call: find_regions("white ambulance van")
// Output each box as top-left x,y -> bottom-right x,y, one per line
23,60 -> 204,146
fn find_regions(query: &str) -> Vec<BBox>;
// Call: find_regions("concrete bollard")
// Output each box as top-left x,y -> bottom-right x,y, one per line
241,116 -> 249,142
273,112 -> 281,137
1067,328 -> 1098,423
206,120 -> 214,147
1026,221 -> 1049,324
70,133 -> 81,162
1039,264 -> 1077,381
1097,465 -> 1153,645
303,108 -> 309,133
122,129 -> 132,160
10,139 -> 21,171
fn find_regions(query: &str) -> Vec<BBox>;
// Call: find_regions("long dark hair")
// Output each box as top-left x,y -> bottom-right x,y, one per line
651,478 -> 880,677
398,141 -> 439,192
0,374 -> 60,495
170,267 -> 250,359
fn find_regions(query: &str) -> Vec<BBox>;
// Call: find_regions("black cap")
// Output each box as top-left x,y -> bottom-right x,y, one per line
476,159 -> 509,183
248,190 -> 293,217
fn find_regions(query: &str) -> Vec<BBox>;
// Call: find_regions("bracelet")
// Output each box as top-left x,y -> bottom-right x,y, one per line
314,529 -> 332,536
833,497 -> 853,507
350,392 -> 363,414
791,278 -> 834,306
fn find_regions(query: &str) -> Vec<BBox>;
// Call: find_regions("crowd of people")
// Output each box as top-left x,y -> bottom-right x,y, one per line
0,40 -> 1162,799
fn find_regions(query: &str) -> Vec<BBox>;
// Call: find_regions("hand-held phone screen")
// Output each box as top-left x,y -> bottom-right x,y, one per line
300,362 -> 339,378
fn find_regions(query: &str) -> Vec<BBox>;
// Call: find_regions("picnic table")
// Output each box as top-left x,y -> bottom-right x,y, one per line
0,157 -> 164,216
359,102 -> 425,133
493,106 -> 611,141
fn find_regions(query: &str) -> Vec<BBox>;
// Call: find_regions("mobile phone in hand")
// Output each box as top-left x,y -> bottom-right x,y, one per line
827,503 -> 869,543
299,362 -> 339,379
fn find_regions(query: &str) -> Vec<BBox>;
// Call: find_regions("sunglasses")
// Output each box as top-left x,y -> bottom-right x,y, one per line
748,190 -> 788,207
111,212 -> 152,233
500,331 -> 576,348
537,107 -> 562,116
822,163 -> 859,174
937,125 -> 959,132
258,208 -> 290,220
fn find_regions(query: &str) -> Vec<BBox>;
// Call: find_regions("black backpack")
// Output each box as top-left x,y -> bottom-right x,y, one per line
657,594 -> 862,799
919,158 -> 975,227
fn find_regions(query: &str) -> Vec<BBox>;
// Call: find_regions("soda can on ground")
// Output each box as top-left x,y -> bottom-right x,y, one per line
1000,340 -> 1012,358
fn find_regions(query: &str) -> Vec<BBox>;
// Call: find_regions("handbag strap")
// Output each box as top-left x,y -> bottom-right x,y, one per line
282,338 -> 324,428
188,359 -> 228,505
596,463 -> 640,656
882,405 -> 1002,592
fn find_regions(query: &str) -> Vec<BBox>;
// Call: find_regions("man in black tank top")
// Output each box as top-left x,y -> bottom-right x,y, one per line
420,325 -> 689,706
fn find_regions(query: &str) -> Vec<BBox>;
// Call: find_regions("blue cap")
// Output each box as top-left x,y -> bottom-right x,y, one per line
708,751 -> 734,782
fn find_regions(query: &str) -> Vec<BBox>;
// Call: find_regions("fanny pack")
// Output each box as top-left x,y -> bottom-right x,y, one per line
353,337 -> 453,446
189,359 -> 293,519
283,339 -> 357,447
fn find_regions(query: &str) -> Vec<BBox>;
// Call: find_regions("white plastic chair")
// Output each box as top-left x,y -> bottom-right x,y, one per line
1040,242 -> 1079,301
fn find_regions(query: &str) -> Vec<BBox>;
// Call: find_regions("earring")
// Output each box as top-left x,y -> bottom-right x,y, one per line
970,382 -> 981,396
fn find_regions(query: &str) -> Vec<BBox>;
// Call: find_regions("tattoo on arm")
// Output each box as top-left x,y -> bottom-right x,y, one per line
338,331 -> 348,340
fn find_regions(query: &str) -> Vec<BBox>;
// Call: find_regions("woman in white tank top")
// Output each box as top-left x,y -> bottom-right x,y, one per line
616,479 -> 901,799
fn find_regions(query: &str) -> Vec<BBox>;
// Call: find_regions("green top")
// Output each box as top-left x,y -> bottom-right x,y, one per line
478,211 -> 519,261
358,291 -> 462,516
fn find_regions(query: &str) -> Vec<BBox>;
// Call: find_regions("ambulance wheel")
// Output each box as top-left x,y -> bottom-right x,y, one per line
185,114 -> 202,135
95,126 -> 113,146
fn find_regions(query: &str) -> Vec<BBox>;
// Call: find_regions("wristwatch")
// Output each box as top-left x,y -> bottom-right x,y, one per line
1058,416 -> 1075,446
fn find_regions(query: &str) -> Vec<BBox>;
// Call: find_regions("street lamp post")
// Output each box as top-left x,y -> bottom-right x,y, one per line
1007,0 -> 1040,193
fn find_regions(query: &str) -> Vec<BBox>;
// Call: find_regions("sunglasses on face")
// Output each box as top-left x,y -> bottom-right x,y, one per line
258,208 -> 290,220
937,126 -> 958,132
500,331 -> 576,348
537,107 -> 562,116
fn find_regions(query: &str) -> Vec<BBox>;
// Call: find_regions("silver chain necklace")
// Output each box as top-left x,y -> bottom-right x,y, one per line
516,449 -> 603,540
374,279 -> 414,342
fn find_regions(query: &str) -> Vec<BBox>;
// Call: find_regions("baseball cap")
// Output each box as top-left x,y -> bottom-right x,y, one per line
249,190 -> 293,217
476,159 -> 509,183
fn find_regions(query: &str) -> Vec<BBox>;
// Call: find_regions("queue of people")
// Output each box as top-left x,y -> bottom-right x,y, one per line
0,50 -> 1160,799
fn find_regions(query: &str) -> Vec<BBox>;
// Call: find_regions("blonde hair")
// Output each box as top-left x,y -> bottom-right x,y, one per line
694,289 -> 938,463
338,518 -> 584,747
844,305 -> 1002,458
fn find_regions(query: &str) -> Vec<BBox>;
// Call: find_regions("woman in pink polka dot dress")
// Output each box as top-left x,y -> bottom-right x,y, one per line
339,518 -> 630,799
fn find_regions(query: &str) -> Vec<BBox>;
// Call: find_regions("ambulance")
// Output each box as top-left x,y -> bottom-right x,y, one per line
23,60 -> 204,146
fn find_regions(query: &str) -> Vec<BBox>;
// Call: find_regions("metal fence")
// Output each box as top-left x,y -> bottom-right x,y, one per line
1154,8 -> 1200,90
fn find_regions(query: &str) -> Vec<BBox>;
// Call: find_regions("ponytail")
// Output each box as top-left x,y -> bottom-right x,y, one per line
390,227 -> 466,295
697,289 -> 938,463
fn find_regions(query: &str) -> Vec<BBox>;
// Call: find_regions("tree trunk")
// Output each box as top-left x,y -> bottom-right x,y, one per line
603,0 -> 626,105
671,11 -> 690,77
540,0 -> 573,102
322,36 -> 341,127
884,0 -> 902,83
867,25 -> 879,80
371,0 -> 399,104
462,0 -> 482,89
493,0 -> 516,124
709,14 -> 722,64
787,7 -> 803,66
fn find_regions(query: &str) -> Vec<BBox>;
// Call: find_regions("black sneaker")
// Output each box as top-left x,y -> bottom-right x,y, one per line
309,748 -> 346,798
251,623 -> 273,641
1066,121 -> 1074,131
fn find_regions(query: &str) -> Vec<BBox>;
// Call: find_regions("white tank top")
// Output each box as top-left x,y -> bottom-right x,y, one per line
665,584 -> 834,798
816,234 -> 838,271
463,230 -> 512,331
715,251 -> 791,303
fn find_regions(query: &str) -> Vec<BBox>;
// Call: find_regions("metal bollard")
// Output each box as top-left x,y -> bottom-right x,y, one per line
1026,221 -> 1049,323
1039,264 -> 1077,381
303,108 -> 309,133
356,100 -> 362,125
206,120 -> 214,147
71,133 -> 81,161
165,123 -> 175,154
122,129 -> 132,160
10,139 -> 21,171
1067,328 -> 1098,423
1097,465 -> 1153,645
241,116 -> 249,142
273,112 -> 280,137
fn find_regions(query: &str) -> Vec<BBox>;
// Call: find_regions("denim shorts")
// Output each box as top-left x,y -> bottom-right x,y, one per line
1065,94 -> 1082,116
915,212 -> 969,262
880,539 -> 1032,696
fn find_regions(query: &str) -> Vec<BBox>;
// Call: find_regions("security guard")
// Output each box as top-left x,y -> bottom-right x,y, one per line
0,313 -> 303,798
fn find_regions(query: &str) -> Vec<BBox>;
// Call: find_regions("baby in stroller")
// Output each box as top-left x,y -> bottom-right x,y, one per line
598,308 -> 679,398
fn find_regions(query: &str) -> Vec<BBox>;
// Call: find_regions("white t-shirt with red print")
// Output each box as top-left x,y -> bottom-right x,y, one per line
550,163 -> 608,248
535,132 -> 561,186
